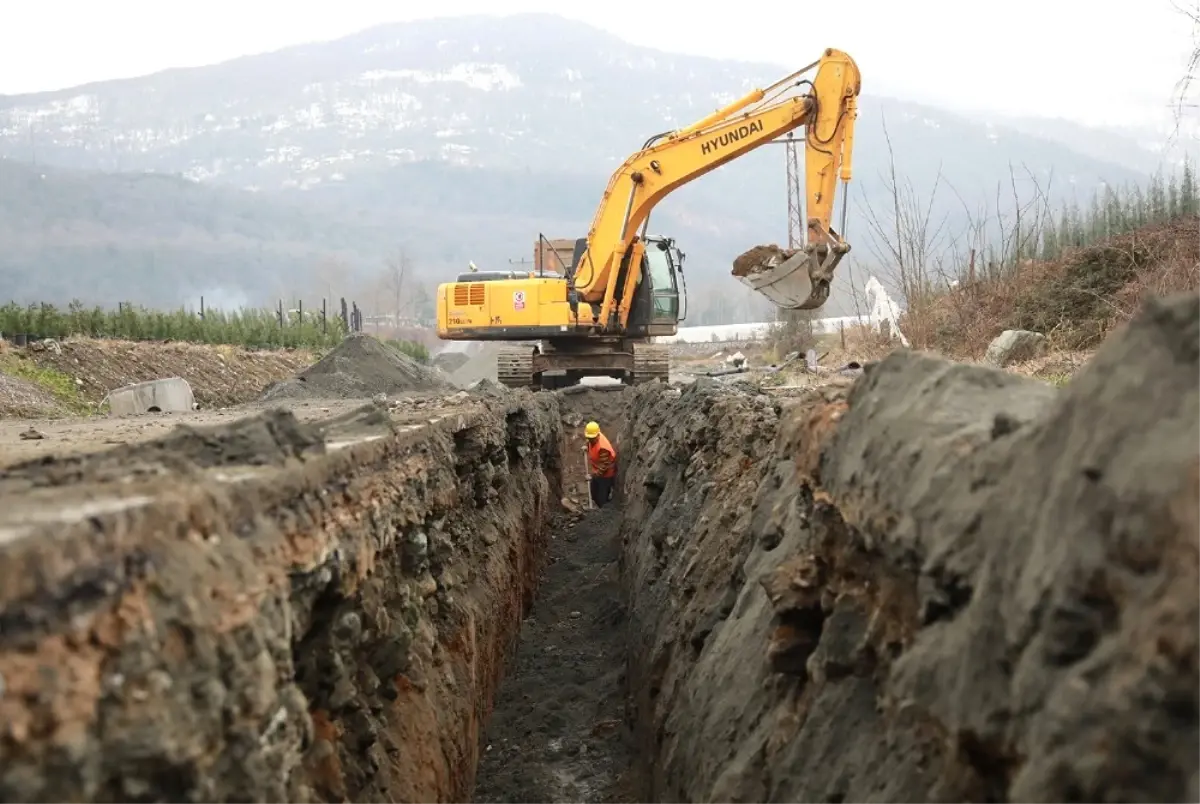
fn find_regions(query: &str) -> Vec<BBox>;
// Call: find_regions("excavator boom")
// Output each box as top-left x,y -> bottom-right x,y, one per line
572,48 -> 861,322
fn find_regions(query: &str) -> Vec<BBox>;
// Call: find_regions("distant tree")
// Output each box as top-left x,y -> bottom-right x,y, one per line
1148,171 -> 1168,222
1181,156 -> 1198,215
1130,185 -> 1148,228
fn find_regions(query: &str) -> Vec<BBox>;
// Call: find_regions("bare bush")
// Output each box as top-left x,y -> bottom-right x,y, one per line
766,309 -> 817,359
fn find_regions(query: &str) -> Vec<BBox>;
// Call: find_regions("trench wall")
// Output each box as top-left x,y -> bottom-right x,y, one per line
617,292 -> 1200,802
0,394 -> 565,802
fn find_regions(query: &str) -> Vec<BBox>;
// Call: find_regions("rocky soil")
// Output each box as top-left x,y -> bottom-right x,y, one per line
0,388 -> 566,802
0,372 -> 65,418
614,291 -> 1199,802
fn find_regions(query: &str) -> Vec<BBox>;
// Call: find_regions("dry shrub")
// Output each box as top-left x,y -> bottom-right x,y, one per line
904,214 -> 1199,357
897,279 -> 1026,357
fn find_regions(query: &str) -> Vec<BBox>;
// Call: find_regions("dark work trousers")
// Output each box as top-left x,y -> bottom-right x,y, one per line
590,471 -> 616,508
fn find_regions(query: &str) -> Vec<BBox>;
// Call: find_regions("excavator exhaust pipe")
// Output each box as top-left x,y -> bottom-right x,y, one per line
731,243 -> 848,311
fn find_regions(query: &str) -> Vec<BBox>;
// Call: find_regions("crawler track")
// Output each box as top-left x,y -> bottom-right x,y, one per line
495,343 -> 671,390
497,346 -> 536,389
630,343 -> 670,385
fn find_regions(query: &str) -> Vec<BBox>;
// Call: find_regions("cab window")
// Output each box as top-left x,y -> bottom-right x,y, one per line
644,247 -> 676,292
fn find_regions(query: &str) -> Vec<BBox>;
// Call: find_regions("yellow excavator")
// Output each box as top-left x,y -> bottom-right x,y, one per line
436,48 -> 861,389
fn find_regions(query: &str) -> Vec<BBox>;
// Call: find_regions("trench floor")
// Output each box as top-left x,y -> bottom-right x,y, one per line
472,505 -> 635,803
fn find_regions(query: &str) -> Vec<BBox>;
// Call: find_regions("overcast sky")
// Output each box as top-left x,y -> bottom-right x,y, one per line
1,0 -> 1196,129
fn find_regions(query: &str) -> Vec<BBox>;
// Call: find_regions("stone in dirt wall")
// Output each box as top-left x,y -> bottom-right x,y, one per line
617,292 -> 1199,802
0,392 -> 566,803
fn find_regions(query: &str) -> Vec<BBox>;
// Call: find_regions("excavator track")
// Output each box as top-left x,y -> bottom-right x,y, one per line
630,343 -> 671,385
496,346 -> 537,390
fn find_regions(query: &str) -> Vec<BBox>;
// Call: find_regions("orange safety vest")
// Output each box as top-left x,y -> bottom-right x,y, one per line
587,433 -> 617,478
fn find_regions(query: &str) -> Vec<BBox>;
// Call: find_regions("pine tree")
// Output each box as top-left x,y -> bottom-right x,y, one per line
1088,191 -> 1105,241
1103,184 -> 1123,236
1056,204 -> 1072,254
1148,171 -> 1167,222
1041,212 -> 1060,260
1181,157 -> 1198,216
1168,172 -> 1180,219
1131,185 -> 1148,227
1069,200 -> 1086,247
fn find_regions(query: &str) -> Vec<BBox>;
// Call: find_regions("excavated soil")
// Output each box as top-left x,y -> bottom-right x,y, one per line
0,399 -> 368,467
731,244 -> 796,277
0,387 -> 566,802
12,338 -> 316,409
263,333 -> 450,401
616,291 -> 1199,802
0,372 -> 65,418
434,351 -> 472,375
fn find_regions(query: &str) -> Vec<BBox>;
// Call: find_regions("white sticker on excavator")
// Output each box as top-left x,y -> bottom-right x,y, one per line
512,290 -> 526,311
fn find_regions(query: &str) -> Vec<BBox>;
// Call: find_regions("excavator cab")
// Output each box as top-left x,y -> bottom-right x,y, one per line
552,234 -> 685,337
644,237 -> 684,326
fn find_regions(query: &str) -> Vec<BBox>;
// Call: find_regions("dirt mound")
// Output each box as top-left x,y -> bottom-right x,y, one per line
15,337 -> 315,410
731,243 -> 796,277
616,292 -> 1199,801
262,333 -> 451,401
448,344 -> 502,388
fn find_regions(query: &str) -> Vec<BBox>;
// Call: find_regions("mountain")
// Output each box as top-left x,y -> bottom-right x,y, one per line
0,14 -> 1159,320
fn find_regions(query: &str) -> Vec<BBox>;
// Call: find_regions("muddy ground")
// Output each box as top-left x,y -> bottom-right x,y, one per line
474,507 -> 633,804
472,385 -> 637,803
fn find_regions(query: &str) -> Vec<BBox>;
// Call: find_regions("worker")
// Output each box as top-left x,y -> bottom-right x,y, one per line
584,421 -> 618,508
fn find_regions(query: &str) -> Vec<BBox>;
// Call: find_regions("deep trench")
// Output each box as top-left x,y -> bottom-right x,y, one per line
472,506 -> 633,803
471,386 -> 636,803
3,293 -> 1196,804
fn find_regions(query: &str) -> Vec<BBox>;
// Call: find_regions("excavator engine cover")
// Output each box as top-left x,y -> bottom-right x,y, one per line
731,243 -> 846,310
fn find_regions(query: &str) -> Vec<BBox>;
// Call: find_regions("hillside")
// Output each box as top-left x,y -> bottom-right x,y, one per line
910,213 -> 1200,358
0,14 -> 1159,319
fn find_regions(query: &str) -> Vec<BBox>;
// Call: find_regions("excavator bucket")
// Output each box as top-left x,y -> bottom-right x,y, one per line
731,243 -> 846,311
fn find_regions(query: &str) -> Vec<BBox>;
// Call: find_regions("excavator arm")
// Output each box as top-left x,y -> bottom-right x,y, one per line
571,48 -> 861,328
